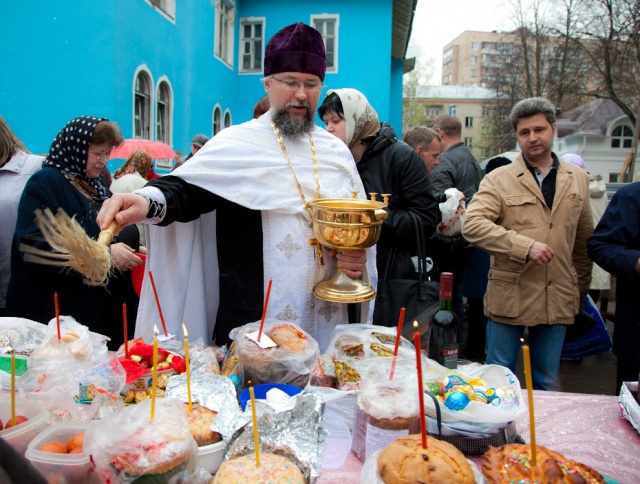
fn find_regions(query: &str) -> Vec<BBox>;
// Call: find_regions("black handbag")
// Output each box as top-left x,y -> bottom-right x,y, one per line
373,211 -> 439,329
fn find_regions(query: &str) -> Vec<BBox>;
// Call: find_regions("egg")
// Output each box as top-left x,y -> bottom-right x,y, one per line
66,433 -> 84,453
40,441 -> 68,453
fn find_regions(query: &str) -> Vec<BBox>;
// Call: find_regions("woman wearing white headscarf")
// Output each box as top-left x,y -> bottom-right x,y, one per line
319,88 -> 439,326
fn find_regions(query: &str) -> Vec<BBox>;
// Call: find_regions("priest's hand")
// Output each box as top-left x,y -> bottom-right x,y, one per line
98,193 -> 148,233
333,249 -> 366,279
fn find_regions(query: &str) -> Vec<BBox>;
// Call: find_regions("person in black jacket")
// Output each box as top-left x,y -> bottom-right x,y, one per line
429,115 -> 484,349
319,88 -> 439,326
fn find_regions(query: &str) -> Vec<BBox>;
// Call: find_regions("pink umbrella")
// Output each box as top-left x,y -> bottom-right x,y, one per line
109,139 -> 177,159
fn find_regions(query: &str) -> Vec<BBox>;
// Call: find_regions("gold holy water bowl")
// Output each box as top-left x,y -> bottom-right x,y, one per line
308,192 -> 389,303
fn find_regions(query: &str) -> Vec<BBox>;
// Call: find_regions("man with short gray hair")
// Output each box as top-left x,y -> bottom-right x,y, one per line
462,97 -> 593,390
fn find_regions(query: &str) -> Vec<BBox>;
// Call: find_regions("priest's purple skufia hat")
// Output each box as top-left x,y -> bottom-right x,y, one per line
264,22 -> 326,81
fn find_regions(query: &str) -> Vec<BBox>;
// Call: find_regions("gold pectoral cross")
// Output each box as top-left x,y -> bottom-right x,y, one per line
309,238 -> 324,265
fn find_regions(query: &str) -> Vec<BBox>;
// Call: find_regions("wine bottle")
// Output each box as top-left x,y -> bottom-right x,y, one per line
427,272 -> 459,369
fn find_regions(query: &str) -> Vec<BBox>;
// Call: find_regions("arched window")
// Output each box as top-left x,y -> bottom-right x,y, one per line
213,106 -> 222,135
448,104 -> 457,116
224,110 -> 232,129
156,81 -> 172,143
611,125 -> 633,148
134,72 -> 152,139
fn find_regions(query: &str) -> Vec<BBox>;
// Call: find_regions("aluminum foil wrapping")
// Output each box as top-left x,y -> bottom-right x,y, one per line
215,391 -> 327,482
0,326 -> 45,355
165,372 -> 238,412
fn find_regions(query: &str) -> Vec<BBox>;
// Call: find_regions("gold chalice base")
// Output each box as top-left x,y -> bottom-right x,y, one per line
313,267 -> 376,303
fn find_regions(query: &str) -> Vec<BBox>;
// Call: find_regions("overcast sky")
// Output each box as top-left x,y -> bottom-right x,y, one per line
408,0 -> 513,84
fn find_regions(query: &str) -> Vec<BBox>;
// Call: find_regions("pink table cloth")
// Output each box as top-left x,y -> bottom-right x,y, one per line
318,391 -> 640,484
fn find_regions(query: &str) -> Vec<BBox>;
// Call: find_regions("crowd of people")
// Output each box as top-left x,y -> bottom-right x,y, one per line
1,22 -> 638,396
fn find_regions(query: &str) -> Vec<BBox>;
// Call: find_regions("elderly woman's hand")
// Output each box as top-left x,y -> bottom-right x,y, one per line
110,243 -> 143,272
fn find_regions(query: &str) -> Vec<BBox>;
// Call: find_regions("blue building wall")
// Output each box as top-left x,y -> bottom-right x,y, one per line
0,0 -> 410,174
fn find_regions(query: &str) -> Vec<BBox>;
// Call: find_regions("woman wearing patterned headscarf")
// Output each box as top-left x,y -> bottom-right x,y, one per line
7,116 -> 142,349
318,89 -> 439,326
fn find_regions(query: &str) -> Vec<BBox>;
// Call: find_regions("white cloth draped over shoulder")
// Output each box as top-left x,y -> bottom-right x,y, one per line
135,113 -> 377,351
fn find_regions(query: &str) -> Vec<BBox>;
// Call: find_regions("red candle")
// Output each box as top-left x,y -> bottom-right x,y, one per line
413,321 -> 428,449
257,279 -> 273,342
54,292 -> 61,341
123,303 -> 129,358
148,270 -> 169,337
389,307 -> 406,380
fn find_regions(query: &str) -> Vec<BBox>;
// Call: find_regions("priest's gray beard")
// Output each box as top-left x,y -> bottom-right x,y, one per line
272,102 -> 314,137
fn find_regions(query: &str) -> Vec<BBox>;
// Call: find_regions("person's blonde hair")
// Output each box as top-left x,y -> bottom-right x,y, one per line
114,150 -> 152,179
0,116 -> 28,166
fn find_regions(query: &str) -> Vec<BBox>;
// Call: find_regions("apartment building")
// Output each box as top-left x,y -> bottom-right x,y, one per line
442,31 -> 514,87
403,85 -> 497,160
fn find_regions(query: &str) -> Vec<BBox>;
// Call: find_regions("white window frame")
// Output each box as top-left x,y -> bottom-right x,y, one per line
448,104 -> 457,116
224,109 -> 232,129
470,56 -> 477,64
155,76 -> 173,145
239,17 -> 265,74
212,104 -> 223,136
465,116 -> 474,128
311,14 -> 339,73
133,66 -> 154,140
214,0 -> 235,68
145,0 -> 176,21
464,137 -> 473,148
470,69 -> 478,77
610,124 -> 633,149
426,106 -> 440,116
471,42 -> 479,50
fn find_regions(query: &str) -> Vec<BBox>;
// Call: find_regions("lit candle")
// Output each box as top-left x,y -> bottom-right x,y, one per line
413,321 -> 427,449
54,292 -> 61,341
249,382 -> 261,467
389,307 -> 406,380
10,347 -> 16,427
182,323 -> 193,412
257,279 -> 273,342
521,338 -> 537,466
150,325 -> 159,420
123,303 -> 129,359
148,271 -> 169,337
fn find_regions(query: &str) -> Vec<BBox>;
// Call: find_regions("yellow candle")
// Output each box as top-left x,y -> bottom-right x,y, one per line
150,326 -> 159,420
521,338 -> 537,466
10,348 -> 16,427
182,323 -> 193,412
249,384 -> 261,467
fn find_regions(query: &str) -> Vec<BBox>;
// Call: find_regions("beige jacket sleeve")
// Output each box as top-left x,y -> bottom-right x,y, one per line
462,174 -> 534,263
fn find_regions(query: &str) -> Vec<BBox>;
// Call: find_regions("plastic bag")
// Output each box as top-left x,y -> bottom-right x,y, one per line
84,398 -> 198,483
561,295 -> 612,360
422,360 -> 525,436
316,324 -> 416,391
18,356 -> 126,422
351,357 -> 421,461
30,315 -> 109,361
437,188 -> 466,236
231,320 -> 320,388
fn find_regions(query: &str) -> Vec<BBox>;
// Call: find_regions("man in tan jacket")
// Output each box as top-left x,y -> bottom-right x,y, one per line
462,97 -> 593,390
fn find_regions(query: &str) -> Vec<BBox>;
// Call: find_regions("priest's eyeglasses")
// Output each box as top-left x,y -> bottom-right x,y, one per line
271,76 -> 325,92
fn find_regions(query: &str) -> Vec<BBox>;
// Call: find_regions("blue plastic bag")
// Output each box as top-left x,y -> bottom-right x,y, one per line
561,295 -> 612,360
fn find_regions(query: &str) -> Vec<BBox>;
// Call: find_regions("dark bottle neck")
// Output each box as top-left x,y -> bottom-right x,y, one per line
439,272 -> 454,311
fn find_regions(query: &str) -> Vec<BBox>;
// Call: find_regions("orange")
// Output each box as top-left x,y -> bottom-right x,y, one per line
40,441 -> 68,453
66,433 -> 84,453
